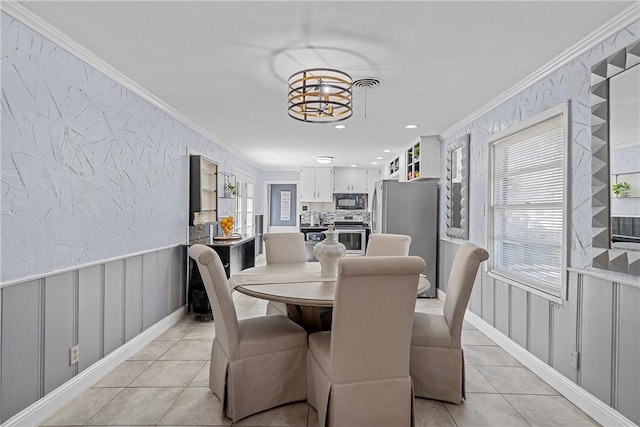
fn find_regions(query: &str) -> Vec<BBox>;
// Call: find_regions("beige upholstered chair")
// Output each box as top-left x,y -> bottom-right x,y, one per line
307,256 -> 426,427
188,244 -> 308,422
264,232 -> 307,264
263,232 -> 308,316
366,233 -> 412,257
410,242 -> 489,404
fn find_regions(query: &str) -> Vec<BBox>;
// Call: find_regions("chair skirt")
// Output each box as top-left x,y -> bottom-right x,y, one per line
210,338 -> 307,422
410,346 -> 464,404
308,351 -> 414,427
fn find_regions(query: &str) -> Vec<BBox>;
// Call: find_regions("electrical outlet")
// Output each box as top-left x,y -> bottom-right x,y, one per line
569,350 -> 579,369
69,345 -> 80,365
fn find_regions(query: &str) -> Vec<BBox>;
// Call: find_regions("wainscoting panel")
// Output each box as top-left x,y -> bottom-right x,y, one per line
103,261 -> 125,356
580,275 -> 613,405
550,273 -> 579,382
169,246 -> 186,312
528,293 -> 551,364
440,239 -> 639,425
125,256 -> 143,342
43,272 -> 75,395
78,265 -> 102,372
616,284 -> 640,422
158,249 -> 172,320
480,271 -> 494,325
493,279 -> 510,335
510,286 -> 528,349
142,252 -> 159,330
437,240 -> 449,293
0,245 -> 186,422
1,280 -> 41,422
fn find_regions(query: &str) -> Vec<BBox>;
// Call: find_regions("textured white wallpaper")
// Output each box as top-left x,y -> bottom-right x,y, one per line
440,20 -> 639,270
1,14 -> 260,282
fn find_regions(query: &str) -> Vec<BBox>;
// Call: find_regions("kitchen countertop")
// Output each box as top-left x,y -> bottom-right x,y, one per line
189,234 -> 256,247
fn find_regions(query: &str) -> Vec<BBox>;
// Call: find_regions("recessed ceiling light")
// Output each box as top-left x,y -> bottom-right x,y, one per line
405,124 -> 419,129
315,156 -> 333,164
375,156 -> 383,160
334,124 -> 347,129
350,164 -> 357,167
371,161 -> 378,165
383,149 -> 391,153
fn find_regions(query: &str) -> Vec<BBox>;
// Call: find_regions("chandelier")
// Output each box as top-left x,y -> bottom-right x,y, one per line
288,68 -> 353,123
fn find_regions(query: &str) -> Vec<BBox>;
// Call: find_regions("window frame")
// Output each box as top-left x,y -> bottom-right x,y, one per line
234,168 -> 255,235
486,102 -> 569,302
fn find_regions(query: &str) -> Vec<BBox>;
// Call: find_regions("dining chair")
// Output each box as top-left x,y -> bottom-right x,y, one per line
366,233 -> 412,256
188,244 -> 308,422
410,242 -> 489,404
263,232 -> 308,316
307,255 -> 426,427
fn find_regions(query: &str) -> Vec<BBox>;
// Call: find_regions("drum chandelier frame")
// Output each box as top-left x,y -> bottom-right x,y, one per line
288,68 -> 353,123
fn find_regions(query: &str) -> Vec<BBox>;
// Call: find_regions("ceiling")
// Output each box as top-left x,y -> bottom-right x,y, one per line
16,1 -> 634,170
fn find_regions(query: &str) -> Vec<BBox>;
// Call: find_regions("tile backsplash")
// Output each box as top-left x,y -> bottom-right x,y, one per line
300,210 -> 370,226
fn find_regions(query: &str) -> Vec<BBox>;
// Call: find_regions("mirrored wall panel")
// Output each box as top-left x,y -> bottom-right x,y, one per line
446,134 -> 469,239
591,40 -> 640,274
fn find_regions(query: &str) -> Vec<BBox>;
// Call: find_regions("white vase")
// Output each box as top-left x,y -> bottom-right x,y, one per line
313,225 -> 346,278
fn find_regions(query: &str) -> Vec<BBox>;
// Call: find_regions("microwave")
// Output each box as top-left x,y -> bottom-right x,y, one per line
335,193 -> 366,210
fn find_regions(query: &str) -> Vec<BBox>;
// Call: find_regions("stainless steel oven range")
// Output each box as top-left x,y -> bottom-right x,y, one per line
333,216 -> 367,256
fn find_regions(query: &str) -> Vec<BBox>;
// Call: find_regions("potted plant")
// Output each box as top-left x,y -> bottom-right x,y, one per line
224,182 -> 238,197
611,181 -> 630,197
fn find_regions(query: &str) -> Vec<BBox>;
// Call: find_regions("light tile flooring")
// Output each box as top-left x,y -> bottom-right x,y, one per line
41,297 -> 599,427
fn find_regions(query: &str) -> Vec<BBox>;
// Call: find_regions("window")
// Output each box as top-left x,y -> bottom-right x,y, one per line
234,170 -> 255,235
488,103 -> 568,299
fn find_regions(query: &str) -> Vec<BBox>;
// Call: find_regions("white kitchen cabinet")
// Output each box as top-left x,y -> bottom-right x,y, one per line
333,168 -> 367,193
406,136 -> 440,181
300,167 -> 333,202
388,156 -> 401,180
366,168 -> 381,192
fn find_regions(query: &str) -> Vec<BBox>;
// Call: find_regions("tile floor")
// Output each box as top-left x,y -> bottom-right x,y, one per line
40,296 -> 600,427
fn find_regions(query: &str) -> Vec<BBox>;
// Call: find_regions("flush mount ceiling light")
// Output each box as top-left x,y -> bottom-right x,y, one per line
334,124 -> 347,129
288,68 -> 353,123
315,156 -> 334,164
405,124 -> 419,129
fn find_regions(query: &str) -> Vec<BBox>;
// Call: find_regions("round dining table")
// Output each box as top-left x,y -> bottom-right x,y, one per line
229,261 -> 431,330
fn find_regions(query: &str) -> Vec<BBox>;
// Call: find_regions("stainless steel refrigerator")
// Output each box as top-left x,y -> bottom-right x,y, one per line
371,179 -> 438,297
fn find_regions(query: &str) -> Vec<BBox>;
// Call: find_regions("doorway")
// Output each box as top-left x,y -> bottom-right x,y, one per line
267,183 -> 298,233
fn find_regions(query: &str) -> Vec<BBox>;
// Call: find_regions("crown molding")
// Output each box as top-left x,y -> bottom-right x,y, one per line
0,0 -> 259,170
440,2 -> 640,140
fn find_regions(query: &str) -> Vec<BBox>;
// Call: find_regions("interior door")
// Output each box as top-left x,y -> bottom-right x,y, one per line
268,183 -> 298,233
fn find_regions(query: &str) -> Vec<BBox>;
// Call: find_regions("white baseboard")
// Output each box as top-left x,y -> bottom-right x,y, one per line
464,310 -> 637,427
2,306 -> 187,427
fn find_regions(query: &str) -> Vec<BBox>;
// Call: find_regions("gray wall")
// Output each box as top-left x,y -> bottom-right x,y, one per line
441,239 -> 639,424
0,246 -> 185,422
0,11 -> 261,422
438,19 -> 640,425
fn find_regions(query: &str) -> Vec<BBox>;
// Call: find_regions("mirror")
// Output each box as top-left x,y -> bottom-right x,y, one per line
610,64 -> 640,252
590,40 -> 640,274
446,134 -> 469,239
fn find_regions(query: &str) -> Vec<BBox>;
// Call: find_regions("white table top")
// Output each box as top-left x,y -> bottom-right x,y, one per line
230,262 -> 430,307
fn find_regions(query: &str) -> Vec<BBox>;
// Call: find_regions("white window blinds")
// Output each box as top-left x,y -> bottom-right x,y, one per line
489,109 -> 567,298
